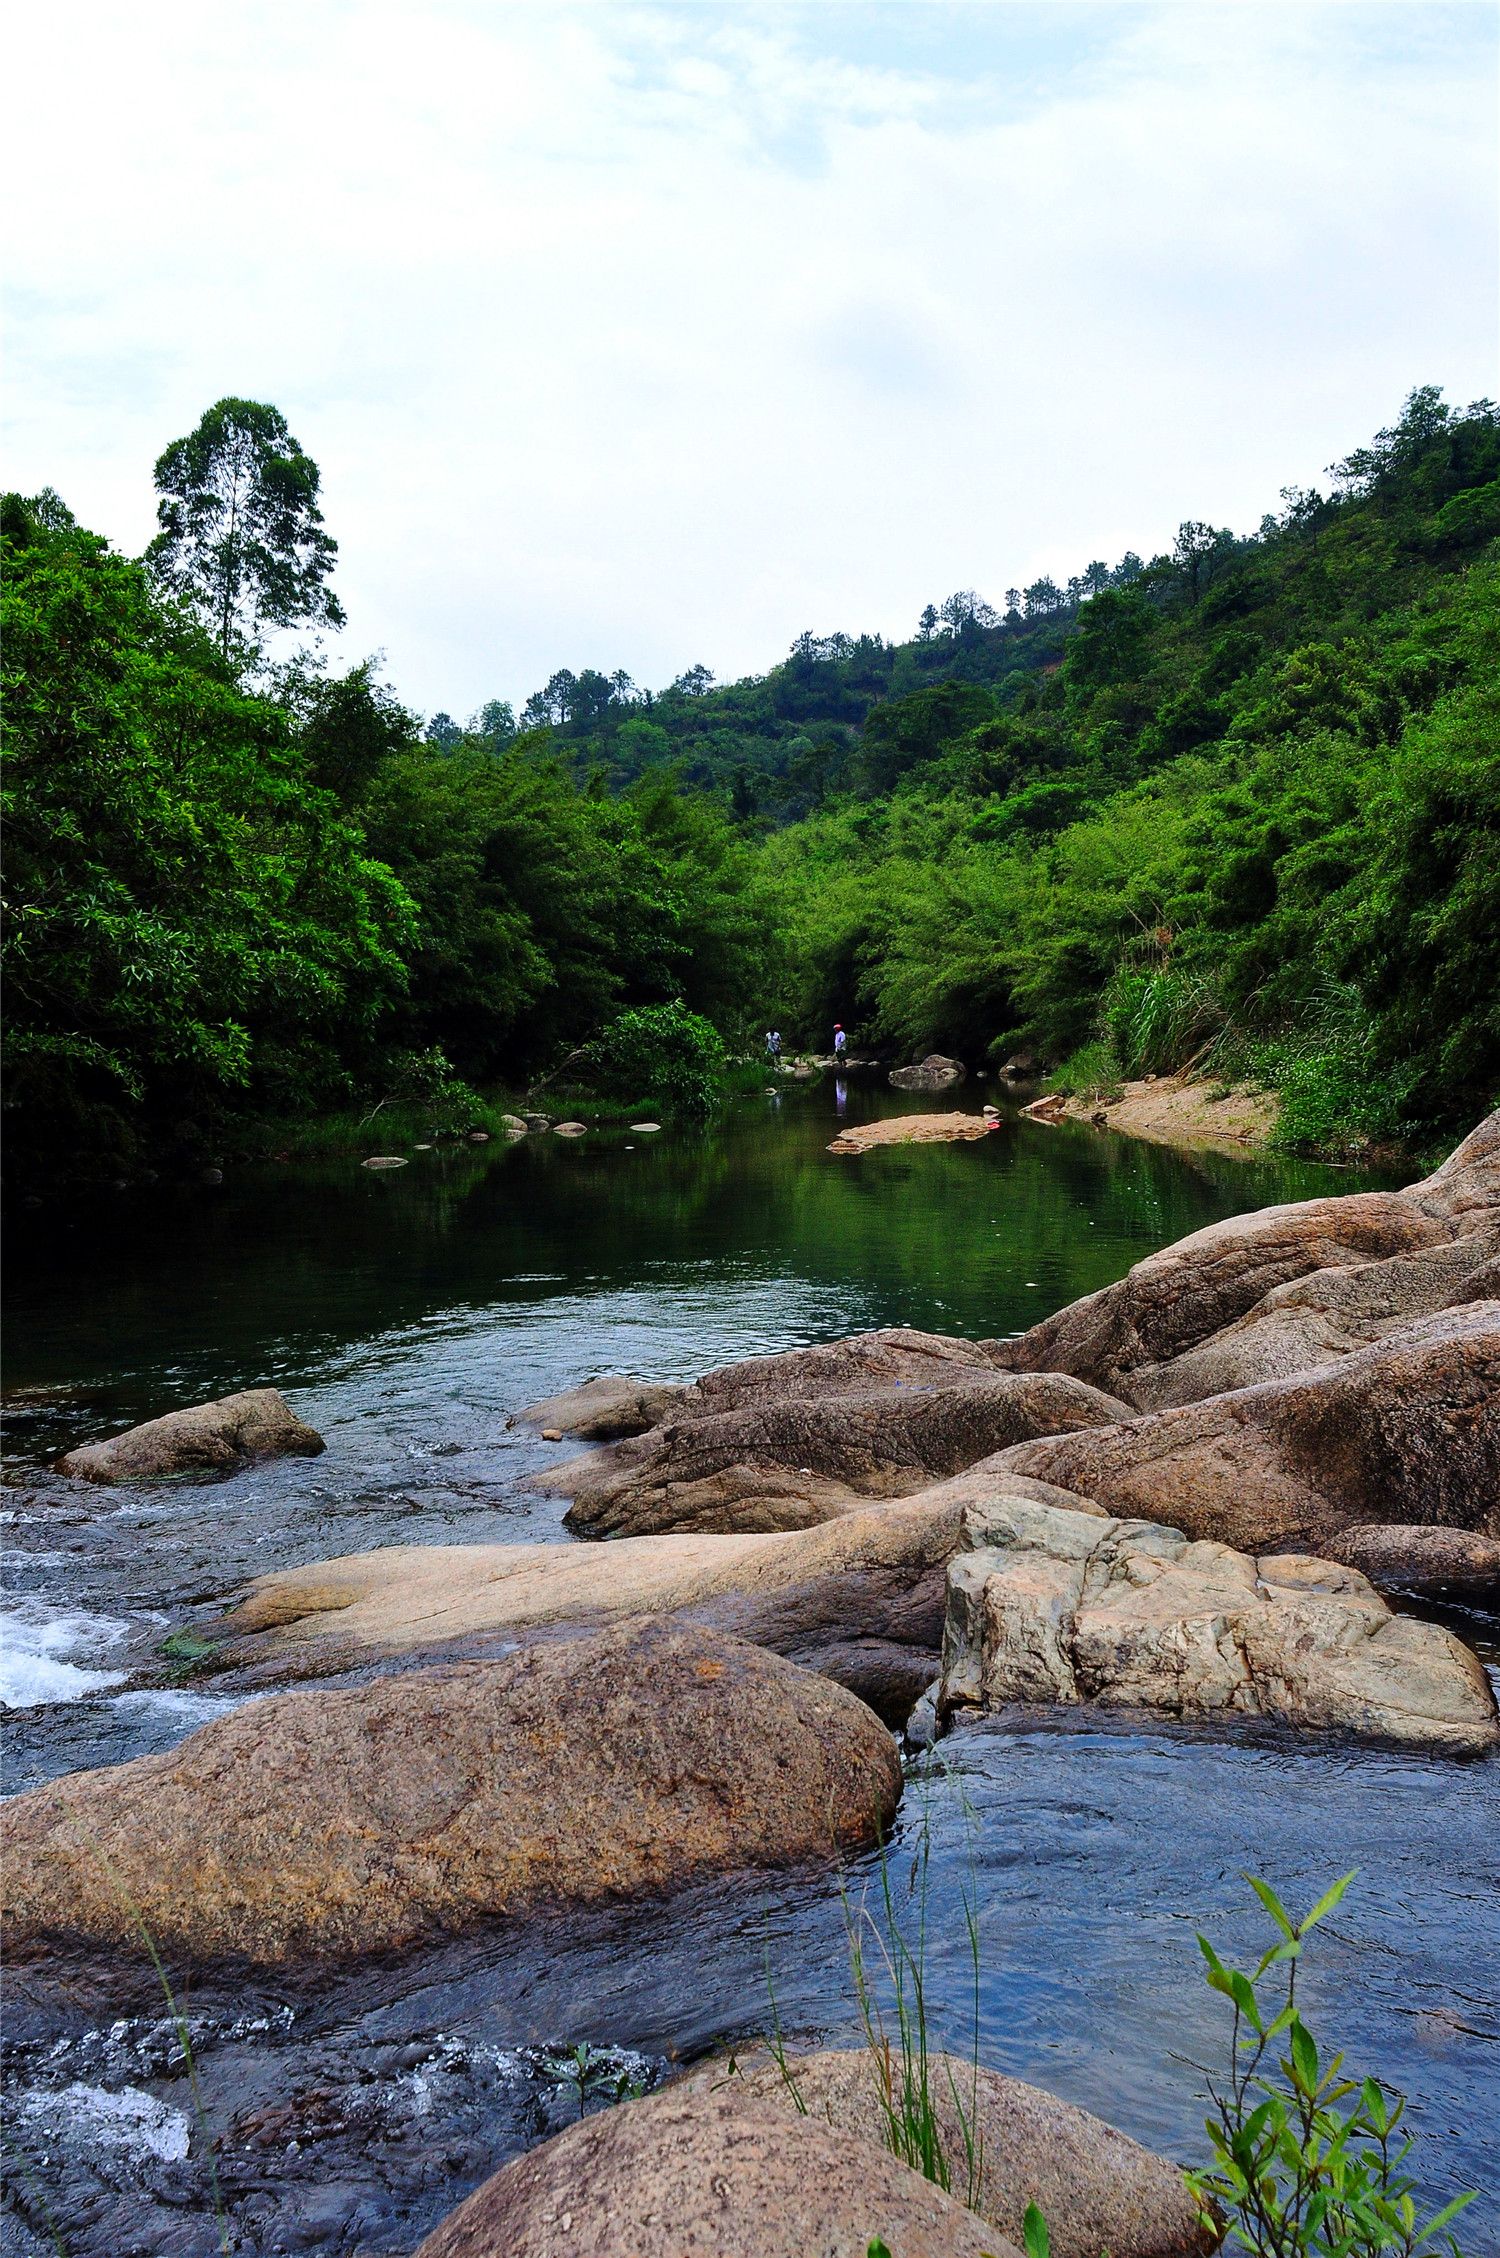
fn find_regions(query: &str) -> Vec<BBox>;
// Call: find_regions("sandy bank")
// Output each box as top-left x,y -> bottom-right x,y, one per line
1035,1073 -> 1279,1153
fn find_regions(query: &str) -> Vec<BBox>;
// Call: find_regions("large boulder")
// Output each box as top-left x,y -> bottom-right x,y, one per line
511,1373 -> 688,1440
939,1495 -> 1497,1754
57,1387 -> 324,1483
1,1621 -> 901,1967
891,1052 -> 967,1091
560,1373 -> 1130,1540
992,1110 -> 1500,1403
214,1490 -> 972,1715
413,2081 -> 1017,2258
990,1306 -> 1500,1554
678,2051 -> 1209,2258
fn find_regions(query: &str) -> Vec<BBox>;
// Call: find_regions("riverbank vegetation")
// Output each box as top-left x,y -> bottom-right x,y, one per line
4,388 -> 1497,1185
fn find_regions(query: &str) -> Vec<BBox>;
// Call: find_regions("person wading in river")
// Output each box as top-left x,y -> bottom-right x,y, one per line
833,1024 -> 847,1060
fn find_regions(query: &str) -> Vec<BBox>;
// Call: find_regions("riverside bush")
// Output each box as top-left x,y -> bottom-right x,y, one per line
583,1002 -> 728,1116
1189,1874 -> 1475,2257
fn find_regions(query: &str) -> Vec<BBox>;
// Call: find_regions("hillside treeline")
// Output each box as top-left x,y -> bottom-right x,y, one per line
3,388 -> 1497,1182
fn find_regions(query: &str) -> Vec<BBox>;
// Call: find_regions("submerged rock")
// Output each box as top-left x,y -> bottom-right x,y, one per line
990,1305 -> 1500,1552
939,1494 -> 1497,1754
678,2050 -> 1210,2258
57,1387 -> 325,1484
890,1051 -> 967,1091
560,1372 -> 1129,1539
1,1621 -> 901,1967
412,2080 -> 1016,2258
993,1109 -> 1500,1403
215,1489 -> 975,1716
828,1111 -> 994,1154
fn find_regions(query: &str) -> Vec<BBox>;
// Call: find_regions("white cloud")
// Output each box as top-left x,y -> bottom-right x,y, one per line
6,1 -> 1496,714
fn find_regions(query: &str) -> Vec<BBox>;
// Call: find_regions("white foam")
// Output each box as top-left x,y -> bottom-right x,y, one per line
17,2081 -> 191,2163
0,1601 -> 129,1707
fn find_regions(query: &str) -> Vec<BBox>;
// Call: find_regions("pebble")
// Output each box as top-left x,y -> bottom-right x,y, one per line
362,1156 -> 409,1170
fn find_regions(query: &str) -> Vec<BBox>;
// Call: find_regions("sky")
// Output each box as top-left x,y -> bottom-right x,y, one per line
6,1 -> 1498,719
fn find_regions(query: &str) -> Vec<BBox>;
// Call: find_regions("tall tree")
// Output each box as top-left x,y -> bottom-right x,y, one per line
146,398 -> 343,663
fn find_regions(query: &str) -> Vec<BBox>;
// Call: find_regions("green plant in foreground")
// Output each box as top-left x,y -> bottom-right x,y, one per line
1189,1873 -> 1476,2257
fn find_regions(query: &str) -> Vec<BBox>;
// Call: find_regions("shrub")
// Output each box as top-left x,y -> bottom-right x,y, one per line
584,1001 -> 727,1116
1189,1874 -> 1475,2257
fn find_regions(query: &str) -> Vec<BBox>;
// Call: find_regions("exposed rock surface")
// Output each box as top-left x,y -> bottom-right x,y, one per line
991,1306 -> 1500,1552
993,1109 -> 1500,1402
57,1388 -> 325,1484
512,1373 -> 688,1440
939,1495 -> 1496,1753
890,1052 -> 967,1091
1325,1523 -> 1500,1600
678,2050 -> 1209,2258
1053,1074 -> 1279,1153
1,1622 -> 901,1967
215,1491 -> 971,1712
1129,1227 -> 1500,1409
828,1111 -> 997,1154
561,1372 -> 1129,1539
413,2081 -> 1016,2258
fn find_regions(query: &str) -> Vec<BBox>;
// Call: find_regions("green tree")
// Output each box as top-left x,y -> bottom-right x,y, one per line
146,398 -> 344,662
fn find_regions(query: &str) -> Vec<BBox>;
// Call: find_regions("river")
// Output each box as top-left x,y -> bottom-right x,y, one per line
3,1082 -> 1496,2257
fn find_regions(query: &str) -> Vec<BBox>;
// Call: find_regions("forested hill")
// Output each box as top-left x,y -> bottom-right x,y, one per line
4,387 -> 1499,1189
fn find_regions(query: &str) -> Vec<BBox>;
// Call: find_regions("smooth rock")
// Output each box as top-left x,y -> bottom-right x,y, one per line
630,1121 -> 662,1132
412,2081 -> 1015,2258
890,1052 -> 967,1091
214,1488 -> 975,1715
466,1130 -> 489,1142
500,1113 -> 527,1133
990,1305 -> 1500,1552
553,1121 -> 588,1136
939,1495 -> 1496,1753
362,1154 -> 409,1170
999,1049 -> 1038,1077
58,1388 -> 325,1484
560,1372 -> 1129,1539
514,1374 -> 689,1440
1,1621 -> 901,1967
1325,1523 -> 1500,1599
678,2050 -> 1210,2258
992,1110 -> 1499,1401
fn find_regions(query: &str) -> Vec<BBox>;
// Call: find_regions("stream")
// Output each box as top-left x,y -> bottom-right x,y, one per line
3,1082 -> 1496,2256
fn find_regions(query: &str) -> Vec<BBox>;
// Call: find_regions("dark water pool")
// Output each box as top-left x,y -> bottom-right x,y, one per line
2,1084 -> 1495,2256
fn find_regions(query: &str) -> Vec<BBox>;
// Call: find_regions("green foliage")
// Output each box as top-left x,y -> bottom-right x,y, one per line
1047,1041 -> 1123,1102
9,385 -> 1498,1182
146,397 -> 343,662
1189,1874 -> 1475,2257
583,1002 -> 727,1116
1,502 -> 411,1182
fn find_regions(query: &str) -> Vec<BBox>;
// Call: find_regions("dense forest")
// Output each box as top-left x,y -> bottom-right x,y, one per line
4,386 -> 1498,1187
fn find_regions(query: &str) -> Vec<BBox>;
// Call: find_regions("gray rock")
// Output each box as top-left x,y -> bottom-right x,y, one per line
938,1495 -> 1497,1753
362,1154 -> 408,1169
58,1388 -> 325,1484
553,1121 -> 588,1136
890,1052 -> 967,1091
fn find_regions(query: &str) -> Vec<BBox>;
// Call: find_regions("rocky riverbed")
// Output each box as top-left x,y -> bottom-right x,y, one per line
3,1100 -> 1496,2254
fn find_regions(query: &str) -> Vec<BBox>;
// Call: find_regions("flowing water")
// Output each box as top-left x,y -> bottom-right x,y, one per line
2,1083 -> 1496,2256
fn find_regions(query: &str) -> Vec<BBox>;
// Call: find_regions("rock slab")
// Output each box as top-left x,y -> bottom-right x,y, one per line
939,1495 -> 1497,1754
413,2081 -> 1017,2258
57,1387 -> 325,1483
1,1621 -> 902,1966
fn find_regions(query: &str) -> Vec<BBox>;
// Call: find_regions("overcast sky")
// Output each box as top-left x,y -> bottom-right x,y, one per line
7,1 -> 1497,718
